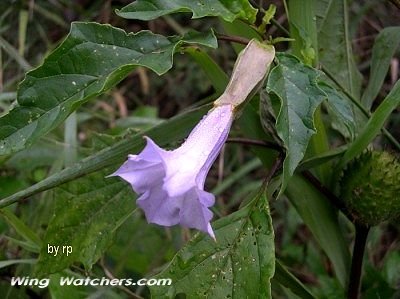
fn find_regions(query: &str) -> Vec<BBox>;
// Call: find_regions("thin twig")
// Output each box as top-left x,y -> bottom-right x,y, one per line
100,259 -> 144,299
216,33 -> 250,46
347,224 -> 370,299
389,0 -> 400,9
227,138 -> 350,218
270,18 -> 290,36
225,136 -> 283,192
264,153 -> 284,186
301,170 -> 349,217
226,137 -> 283,153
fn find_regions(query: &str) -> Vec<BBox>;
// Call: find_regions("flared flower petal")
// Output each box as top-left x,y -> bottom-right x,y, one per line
110,104 -> 234,238
108,137 -> 165,194
136,185 -> 181,226
180,188 -> 216,239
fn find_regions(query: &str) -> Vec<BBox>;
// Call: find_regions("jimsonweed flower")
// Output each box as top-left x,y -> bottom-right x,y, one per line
110,104 -> 234,239
110,40 -> 275,239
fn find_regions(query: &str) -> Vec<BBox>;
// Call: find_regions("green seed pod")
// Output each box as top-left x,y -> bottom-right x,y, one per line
339,151 -> 400,226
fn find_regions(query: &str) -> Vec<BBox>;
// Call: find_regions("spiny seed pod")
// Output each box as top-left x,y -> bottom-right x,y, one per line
339,151 -> 400,226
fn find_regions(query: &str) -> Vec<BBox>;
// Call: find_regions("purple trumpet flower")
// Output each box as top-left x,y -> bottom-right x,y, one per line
110,104 -> 234,239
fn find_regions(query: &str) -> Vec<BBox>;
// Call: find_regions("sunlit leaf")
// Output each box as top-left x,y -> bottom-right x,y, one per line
116,0 -> 258,23
0,22 -> 217,156
266,54 -> 326,194
150,190 -> 274,298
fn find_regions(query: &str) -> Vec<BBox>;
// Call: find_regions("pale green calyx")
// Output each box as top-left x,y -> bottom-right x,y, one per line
214,39 -> 275,108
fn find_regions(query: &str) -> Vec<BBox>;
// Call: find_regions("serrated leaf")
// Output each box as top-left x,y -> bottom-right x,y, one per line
35,134 -> 136,275
319,82 -> 356,139
150,190 -> 274,299
0,22 -> 217,156
116,0 -> 257,23
361,26 -> 400,109
317,0 -> 362,99
266,54 -> 326,194
35,169 -> 135,275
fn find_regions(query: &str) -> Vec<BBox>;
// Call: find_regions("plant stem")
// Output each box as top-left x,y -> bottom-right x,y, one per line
264,152 -> 284,186
271,18 -> 290,36
226,137 -> 283,153
389,0 -> 400,9
216,33 -> 250,45
301,170 -> 349,217
347,224 -> 370,299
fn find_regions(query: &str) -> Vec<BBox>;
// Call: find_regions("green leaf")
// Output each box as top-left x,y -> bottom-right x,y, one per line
0,259 -> 36,269
212,158 -> 262,196
107,211 -> 172,275
0,35 -> 31,71
288,0 -> 318,66
340,79 -> 400,168
0,22 -> 217,156
273,260 -> 316,299
48,273 -> 90,299
185,47 -> 228,95
0,104 -> 210,209
297,145 -> 347,172
317,0 -> 362,99
266,54 -> 326,194
0,208 -> 42,247
35,134 -> 136,275
116,0 -> 258,23
3,236 -> 40,253
285,175 -> 350,286
361,26 -> 400,109
257,4 -> 276,34
35,170 -> 135,275
150,189 -> 274,299
319,82 -> 356,139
